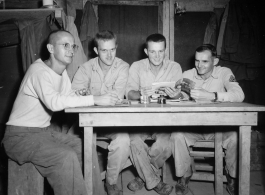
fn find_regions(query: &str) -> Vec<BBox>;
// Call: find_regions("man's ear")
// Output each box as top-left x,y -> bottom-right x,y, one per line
94,47 -> 98,55
144,48 -> 148,56
47,44 -> 54,54
213,57 -> 219,66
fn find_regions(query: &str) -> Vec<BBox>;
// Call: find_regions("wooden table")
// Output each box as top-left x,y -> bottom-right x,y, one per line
65,102 -> 265,195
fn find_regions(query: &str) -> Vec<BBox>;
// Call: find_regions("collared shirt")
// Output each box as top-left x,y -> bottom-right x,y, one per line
126,58 -> 182,97
72,57 -> 129,99
183,66 -> 244,102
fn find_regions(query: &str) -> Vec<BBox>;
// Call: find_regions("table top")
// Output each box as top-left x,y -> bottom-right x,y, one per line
65,102 -> 265,113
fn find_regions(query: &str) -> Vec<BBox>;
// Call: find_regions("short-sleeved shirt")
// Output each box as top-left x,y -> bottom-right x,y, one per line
183,66 -> 244,102
126,58 -> 182,97
72,57 -> 129,99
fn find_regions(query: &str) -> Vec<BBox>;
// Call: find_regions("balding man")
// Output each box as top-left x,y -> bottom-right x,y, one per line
2,30 -> 118,195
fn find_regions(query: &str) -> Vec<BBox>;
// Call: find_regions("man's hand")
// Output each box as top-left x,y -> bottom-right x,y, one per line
94,93 -> 119,106
141,86 -> 155,97
75,88 -> 90,96
164,86 -> 181,99
190,88 -> 215,100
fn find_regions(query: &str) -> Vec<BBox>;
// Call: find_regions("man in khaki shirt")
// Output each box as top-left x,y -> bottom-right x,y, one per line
171,44 -> 244,195
72,30 -> 129,195
126,33 -> 183,195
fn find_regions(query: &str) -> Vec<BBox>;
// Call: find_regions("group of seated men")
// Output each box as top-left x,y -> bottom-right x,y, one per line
2,29 -> 244,195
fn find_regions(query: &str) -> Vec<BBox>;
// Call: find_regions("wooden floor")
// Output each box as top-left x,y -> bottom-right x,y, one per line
118,161 -> 265,195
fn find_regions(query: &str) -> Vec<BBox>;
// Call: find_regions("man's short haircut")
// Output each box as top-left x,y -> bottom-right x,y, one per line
145,33 -> 166,49
195,44 -> 217,58
48,30 -> 72,45
94,30 -> 117,48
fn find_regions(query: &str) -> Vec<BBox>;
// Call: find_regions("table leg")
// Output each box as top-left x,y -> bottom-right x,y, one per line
239,126 -> 251,195
84,126 -> 93,195
215,131 -> 223,195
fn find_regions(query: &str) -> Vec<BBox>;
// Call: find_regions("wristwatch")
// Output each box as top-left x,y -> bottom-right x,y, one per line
212,92 -> 218,102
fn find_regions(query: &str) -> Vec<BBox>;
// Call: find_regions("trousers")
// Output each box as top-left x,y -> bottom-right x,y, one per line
3,125 -> 90,195
129,131 -> 172,189
170,128 -> 238,178
100,130 -> 130,185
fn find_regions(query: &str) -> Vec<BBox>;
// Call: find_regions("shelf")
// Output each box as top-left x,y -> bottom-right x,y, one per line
0,8 -> 63,23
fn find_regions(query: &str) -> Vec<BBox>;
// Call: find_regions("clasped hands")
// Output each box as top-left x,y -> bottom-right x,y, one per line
75,88 -> 119,106
141,86 -> 181,99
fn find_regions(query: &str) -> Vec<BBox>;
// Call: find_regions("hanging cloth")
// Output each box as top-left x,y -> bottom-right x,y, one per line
216,4 -> 229,57
15,15 -> 53,72
61,0 -> 87,81
203,12 -> 218,47
79,1 -> 99,60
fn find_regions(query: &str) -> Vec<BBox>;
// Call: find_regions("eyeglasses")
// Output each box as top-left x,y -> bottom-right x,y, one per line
56,43 -> 79,52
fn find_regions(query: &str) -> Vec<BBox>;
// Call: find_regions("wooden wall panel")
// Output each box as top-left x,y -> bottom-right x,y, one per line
0,46 -> 24,125
174,12 -> 211,71
98,5 -> 158,65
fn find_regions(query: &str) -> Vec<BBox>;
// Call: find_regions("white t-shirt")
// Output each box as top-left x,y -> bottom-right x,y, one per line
7,59 -> 94,128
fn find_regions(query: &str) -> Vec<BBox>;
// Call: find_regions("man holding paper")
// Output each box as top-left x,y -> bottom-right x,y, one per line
171,44 -> 244,195
126,33 -> 182,195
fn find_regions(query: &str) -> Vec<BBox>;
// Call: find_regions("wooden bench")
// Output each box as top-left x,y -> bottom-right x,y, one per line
8,159 -> 44,195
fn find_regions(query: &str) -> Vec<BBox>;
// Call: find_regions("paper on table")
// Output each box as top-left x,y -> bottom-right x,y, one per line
151,82 -> 176,90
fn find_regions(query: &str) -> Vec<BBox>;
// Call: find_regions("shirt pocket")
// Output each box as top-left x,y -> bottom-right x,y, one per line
90,82 -> 102,95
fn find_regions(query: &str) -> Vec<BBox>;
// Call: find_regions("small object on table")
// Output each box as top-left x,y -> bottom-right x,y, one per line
140,95 -> 150,104
158,95 -> 166,104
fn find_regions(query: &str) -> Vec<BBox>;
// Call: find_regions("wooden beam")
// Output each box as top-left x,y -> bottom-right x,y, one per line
0,8 -> 63,24
169,0 -> 174,60
80,112 -> 257,127
173,0 -> 228,12
157,2 -> 163,34
87,0 -> 163,6
162,0 -> 169,60
0,1 -> 41,9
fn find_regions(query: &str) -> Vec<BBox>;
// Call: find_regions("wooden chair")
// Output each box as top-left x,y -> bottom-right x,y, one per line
190,132 -> 227,195
8,159 -> 44,195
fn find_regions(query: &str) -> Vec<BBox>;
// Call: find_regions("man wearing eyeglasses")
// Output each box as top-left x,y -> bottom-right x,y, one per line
72,30 -> 130,195
2,30 -> 118,195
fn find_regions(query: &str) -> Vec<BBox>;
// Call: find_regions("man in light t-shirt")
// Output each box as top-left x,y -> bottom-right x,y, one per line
2,30 -> 118,195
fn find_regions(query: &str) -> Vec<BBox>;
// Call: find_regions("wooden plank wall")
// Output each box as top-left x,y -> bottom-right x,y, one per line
98,4 -> 158,65
174,12 -> 212,71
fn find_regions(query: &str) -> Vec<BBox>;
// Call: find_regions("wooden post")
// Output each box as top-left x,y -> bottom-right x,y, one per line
239,126 -> 251,195
163,0 -> 170,60
158,2 -> 163,35
169,0 -> 174,61
84,126 -> 93,195
214,131 -> 223,195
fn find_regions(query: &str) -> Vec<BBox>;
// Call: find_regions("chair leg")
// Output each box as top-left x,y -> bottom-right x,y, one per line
162,162 -> 167,182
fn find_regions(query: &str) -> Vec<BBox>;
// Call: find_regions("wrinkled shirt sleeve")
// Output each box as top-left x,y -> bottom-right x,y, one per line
217,69 -> 244,102
31,71 -> 94,111
126,63 -> 140,97
71,62 -> 91,91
